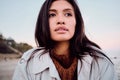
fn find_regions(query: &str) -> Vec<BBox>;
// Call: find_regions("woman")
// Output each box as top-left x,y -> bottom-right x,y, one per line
13,0 -> 117,80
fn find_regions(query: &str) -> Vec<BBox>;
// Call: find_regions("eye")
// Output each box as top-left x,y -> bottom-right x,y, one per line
65,13 -> 72,17
49,13 -> 56,18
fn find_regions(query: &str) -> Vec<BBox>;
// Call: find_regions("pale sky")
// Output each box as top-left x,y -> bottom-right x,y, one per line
0,0 -> 120,57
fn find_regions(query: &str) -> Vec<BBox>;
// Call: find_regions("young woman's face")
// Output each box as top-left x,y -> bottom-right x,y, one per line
49,0 -> 76,42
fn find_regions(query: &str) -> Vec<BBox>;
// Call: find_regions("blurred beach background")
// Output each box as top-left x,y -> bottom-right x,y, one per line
0,0 -> 120,80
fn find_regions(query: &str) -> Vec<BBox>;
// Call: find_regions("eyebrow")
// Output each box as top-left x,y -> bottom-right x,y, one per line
49,8 -> 73,12
49,9 -> 57,12
63,8 -> 73,12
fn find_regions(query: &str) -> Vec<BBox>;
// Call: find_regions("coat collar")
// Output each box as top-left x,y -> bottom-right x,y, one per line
32,52 -> 61,80
32,50 -> 93,79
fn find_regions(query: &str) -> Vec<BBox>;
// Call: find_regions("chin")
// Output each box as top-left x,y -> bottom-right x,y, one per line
52,38 -> 71,42
51,35 -> 73,42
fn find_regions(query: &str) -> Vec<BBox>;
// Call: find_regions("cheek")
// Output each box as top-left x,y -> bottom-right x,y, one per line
49,19 -> 54,31
49,19 -> 56,36
69,19 -> 76,35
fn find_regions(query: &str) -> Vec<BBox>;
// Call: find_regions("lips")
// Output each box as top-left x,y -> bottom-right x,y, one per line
55,27 -> 68,32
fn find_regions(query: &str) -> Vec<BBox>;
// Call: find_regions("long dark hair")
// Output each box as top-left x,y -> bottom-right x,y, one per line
35,0 -> 110,61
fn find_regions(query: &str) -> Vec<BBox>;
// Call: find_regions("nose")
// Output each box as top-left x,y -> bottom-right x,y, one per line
56,14 -> 65,25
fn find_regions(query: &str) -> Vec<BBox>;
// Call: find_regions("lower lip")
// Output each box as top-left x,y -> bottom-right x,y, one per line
55,30 -> 67,34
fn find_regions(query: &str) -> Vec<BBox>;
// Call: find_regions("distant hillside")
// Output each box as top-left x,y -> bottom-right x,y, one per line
0,33 -> 32,54
0,41 -> 18,54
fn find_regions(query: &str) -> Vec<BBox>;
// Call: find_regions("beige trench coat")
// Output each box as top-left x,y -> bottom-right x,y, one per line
12,48 -> 118,80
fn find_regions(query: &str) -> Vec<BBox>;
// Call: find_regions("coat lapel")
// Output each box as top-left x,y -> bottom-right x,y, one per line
32,52 -> 61,80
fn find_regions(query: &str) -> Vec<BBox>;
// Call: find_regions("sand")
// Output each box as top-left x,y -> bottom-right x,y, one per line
0,59 -> 19,80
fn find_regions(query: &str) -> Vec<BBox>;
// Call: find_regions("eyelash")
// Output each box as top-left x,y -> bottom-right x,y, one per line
49,13 -> 56,18
65,13 -> 72,17
49,12 -> 72,18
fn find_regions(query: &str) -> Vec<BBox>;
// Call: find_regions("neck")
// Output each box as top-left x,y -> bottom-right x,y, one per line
53,41 -> 70,56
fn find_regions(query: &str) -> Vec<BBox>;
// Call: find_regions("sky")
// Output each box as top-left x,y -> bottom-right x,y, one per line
0,0 -> 120,57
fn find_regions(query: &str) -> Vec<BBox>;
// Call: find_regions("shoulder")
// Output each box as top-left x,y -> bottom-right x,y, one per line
84,46 -> 114,72
19,47 -> 45,64
91,55 -> 117,79
89,46 -> 112,65
89,46 -> 113,69
83,47 -> 117,79
13,47 -> 46,80
84,46 -> 112,65
85,56 -> 117,79
88,48 -> 116,79
82,53 -> 113,68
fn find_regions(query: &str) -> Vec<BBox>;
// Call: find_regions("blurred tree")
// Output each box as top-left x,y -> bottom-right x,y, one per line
0,33 -> 4,41
14,43 -> 32,53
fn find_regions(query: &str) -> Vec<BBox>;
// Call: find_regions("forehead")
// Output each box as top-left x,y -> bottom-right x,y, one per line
50,0 -> 74,10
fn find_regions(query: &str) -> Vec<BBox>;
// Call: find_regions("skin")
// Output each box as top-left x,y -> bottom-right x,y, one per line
49,0 -> 76,56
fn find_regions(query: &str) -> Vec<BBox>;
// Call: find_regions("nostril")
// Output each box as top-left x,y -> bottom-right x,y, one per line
57,22 -> 61,24
57,22 -> 65,24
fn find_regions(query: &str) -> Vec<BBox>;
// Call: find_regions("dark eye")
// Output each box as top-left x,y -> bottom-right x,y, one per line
49,13 -> 56,18
65,13 -> 72,17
